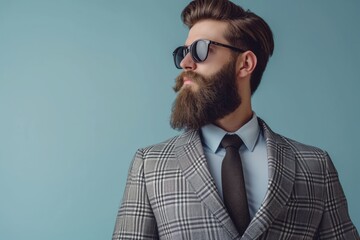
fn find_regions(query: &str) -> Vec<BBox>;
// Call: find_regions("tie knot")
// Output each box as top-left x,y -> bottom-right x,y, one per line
221,134 -> 243,150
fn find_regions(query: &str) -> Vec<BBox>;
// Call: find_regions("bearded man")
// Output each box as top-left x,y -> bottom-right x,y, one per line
113,0 -> 359,239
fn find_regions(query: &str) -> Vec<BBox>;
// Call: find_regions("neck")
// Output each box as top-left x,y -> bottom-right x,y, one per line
215,100 -> 253,132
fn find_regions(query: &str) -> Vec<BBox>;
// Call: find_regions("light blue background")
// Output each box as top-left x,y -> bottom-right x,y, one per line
0,1 -> 359,239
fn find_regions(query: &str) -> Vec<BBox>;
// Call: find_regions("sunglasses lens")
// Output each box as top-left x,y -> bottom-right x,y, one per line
173,47 -> 184,69
172,40 -> 209,69
193,40 -> 208,62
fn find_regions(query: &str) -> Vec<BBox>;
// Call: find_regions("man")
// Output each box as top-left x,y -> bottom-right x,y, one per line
113,0 -> 359,239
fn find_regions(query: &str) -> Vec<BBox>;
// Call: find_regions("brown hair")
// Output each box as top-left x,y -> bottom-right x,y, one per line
181,0 -> 274,94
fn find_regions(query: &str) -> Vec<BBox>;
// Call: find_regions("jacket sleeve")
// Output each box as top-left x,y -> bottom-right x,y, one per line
112,149 -> 159,240
317,152 -> 359,239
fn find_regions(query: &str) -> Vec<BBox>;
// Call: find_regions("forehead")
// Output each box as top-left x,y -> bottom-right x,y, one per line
185,20 -> 229,46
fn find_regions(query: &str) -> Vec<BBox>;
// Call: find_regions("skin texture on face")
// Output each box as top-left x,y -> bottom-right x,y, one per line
180,20 -> 234,76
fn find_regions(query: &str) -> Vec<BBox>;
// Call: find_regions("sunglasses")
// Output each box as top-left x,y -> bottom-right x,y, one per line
172,39 -> 245,69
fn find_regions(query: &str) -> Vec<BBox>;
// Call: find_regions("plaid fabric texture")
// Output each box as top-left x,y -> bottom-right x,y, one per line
113,119 -> 359,240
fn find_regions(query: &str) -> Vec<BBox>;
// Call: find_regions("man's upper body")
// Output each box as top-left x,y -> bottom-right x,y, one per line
113,118 -> 359,239
113,0 -> 359,239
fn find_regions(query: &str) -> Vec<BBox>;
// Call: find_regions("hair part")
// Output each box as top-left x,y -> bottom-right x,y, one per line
181,0 -> 274,94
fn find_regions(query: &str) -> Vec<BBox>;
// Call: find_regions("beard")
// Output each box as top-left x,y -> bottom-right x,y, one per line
170,60 -> 241,130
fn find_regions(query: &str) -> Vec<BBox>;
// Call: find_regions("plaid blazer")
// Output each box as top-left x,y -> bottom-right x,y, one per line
113,119 -> 359,239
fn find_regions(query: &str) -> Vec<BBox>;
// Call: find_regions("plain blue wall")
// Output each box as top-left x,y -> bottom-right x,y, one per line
0,1 -> 359,239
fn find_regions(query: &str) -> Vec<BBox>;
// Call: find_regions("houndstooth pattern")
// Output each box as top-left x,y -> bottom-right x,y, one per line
113,119 -> 359,240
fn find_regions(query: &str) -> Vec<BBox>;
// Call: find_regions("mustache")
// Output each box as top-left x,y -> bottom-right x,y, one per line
173,71 -> 206,92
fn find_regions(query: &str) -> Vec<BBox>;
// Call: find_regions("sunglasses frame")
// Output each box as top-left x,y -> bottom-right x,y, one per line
172,39 -> 245,69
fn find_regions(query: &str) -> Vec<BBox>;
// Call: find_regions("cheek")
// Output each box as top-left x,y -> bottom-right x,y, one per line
195,64 -> 221,77
197,53 -> 233,76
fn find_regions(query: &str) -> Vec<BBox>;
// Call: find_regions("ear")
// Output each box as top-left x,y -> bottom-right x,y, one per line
236,51 -> 257,78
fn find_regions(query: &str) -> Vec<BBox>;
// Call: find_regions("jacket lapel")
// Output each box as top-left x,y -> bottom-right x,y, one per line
242,119 -> 296,239
175,130 -> 239,239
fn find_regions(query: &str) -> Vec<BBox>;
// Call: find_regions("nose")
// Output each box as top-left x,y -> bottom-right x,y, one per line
180,52 -> 197,71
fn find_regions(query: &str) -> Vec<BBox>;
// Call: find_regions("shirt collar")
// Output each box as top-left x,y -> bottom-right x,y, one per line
201,112 -> 260,153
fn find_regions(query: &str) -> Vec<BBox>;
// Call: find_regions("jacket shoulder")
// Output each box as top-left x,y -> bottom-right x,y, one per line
280,135 -> 326,155
259,117 -> 326,154
138,135 -> 179,156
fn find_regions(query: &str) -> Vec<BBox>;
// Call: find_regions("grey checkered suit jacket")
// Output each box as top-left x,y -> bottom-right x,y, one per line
113,119 -> 359,239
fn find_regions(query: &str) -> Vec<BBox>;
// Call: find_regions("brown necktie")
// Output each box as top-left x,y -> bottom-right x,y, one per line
221,134 -> 250,235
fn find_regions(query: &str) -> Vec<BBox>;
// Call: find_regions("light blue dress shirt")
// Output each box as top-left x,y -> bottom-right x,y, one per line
200,113 -> 268,219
